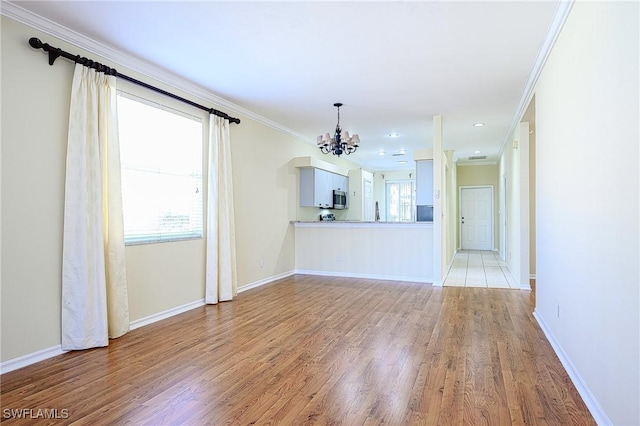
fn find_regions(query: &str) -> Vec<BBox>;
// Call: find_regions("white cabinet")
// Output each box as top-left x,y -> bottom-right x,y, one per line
300,168 -> 332,208
332,173 -> 348,192
416,160 -> 434,205
299,168 -> 349,208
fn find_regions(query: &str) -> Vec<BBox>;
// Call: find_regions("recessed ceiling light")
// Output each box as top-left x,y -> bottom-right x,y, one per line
397,160 -> 408,164
388,133 -> 400,138
474,150 -> 481,154
473,123 -> 485,127
378,150 -> 386,156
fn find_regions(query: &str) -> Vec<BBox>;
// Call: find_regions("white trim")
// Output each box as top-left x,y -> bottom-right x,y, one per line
500,173 -> 507,262
295,269 -> 432,284
238,270 -> 296,293
529,274 -> 537,280
0,274 -> 294,375
1,299 -> 205,374
0,2 -> 312,145
498,0 -> 574,158
130,299 -> 205,330
532,310 -> 611,426
0,345 -> 67,375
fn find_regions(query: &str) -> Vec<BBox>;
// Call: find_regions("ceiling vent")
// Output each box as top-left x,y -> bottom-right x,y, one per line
392,153 -> 405,157
468,155 -> 487,160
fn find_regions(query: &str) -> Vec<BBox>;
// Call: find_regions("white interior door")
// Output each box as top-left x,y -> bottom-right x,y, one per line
460,186 -> 493,250
363,178 -> 373,221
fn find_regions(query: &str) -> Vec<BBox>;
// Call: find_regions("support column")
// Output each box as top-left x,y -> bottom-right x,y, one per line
433,115 -> 443,286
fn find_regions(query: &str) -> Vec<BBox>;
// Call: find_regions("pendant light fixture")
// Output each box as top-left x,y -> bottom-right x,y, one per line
316,103 -> 360,156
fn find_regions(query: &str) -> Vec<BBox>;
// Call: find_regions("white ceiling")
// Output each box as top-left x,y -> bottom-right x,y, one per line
9,1 -> 560,171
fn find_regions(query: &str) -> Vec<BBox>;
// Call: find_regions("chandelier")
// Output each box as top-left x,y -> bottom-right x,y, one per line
316,103 -> 360,156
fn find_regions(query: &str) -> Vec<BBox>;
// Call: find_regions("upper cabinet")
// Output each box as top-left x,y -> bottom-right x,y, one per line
300,168 -> 348,208
416,160 -> 434,205
332,173 -> 348,192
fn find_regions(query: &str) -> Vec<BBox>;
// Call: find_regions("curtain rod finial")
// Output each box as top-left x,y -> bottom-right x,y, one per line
29,37 -> 43,49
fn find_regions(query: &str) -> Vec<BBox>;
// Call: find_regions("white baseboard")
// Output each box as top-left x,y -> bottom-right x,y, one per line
295,269 -> 432,284
1,269 -> 428,375
532,310 -> 610,426
0,345 -> 67,375
1,299 -> 205,375
130,299 -> 205,330
238,270 -> 296,293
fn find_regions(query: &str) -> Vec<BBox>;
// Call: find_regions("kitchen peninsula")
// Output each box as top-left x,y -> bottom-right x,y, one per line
293,221 -> 433,283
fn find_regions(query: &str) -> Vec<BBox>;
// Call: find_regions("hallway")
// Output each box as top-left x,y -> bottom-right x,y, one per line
443,250 -> 517,288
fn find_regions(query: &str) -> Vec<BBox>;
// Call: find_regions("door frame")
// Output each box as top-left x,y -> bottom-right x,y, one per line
362,177 -> 373,221
459,185 -> 494,251
501,174 -> 507,261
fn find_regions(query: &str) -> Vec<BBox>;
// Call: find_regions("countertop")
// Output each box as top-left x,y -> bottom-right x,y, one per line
291,220 -> 433,226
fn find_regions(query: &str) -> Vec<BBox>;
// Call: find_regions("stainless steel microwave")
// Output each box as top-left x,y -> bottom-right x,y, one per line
333,190 -> 347,209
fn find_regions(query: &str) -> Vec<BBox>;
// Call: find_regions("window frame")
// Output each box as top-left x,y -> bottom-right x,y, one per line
116,89 -> 207,246
385,179 -> 416,222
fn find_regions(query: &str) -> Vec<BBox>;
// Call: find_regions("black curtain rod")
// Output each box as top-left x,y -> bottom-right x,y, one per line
28,37 -> 240,124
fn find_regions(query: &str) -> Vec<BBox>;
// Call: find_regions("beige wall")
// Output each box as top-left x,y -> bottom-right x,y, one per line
0,16 -> 360,362
3,17 -> 75,361
456,164 -> 499,250
344,168 -> 375,221
534,1 -> 639,424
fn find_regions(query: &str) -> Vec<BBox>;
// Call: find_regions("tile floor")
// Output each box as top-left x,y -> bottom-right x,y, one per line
443,250 -> 517,289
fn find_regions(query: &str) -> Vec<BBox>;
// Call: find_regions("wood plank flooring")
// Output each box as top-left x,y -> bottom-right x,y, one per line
1,275 -> 595,425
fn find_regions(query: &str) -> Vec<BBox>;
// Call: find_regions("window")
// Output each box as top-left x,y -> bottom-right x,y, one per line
117,92 -> 204,244
386,180 -> 416,222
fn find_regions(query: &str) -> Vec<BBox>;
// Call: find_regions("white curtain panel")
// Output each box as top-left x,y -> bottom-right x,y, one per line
206,115 -> 238,304
62,65 -> 130,350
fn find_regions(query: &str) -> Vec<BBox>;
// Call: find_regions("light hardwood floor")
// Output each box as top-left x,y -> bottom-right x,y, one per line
1,275 -> 594,425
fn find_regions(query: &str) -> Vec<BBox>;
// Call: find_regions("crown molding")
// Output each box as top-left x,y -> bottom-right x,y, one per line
0,1 -> 312,143
498,0 -> 574,158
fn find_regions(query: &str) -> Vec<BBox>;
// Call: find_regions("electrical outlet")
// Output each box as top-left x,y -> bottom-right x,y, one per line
259,259 -> 264,268
336,255 -> 342,263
